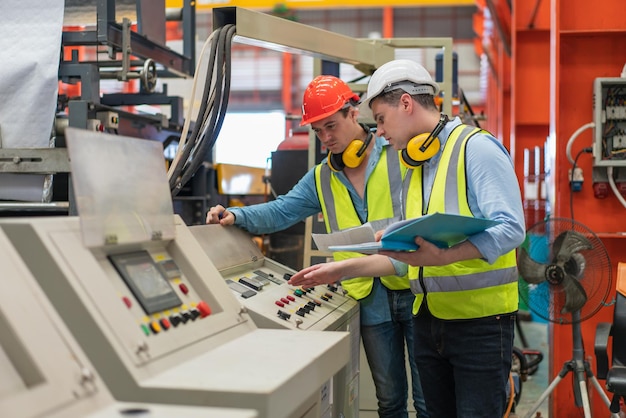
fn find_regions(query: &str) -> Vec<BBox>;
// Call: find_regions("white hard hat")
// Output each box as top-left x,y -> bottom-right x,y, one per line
360,59 -> 440,119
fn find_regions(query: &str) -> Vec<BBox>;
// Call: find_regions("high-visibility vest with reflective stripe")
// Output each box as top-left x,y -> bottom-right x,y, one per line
315,145 -> 409,300
404,124 -> 519,319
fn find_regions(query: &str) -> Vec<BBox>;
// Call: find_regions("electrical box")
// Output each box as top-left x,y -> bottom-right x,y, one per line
593,77 -> 626,166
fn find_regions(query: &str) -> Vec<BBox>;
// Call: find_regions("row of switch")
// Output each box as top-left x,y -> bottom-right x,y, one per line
139,301 -> 212,335
276,300 -> 319,321
295,301 -> 318,317
274,294 -> 296,307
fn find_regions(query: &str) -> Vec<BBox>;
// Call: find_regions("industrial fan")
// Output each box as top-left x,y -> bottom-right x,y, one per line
517,217 -> 613,418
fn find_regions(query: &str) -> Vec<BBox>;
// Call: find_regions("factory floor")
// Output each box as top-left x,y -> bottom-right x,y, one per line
509,319 -> 549,418
360,318 -> 550,418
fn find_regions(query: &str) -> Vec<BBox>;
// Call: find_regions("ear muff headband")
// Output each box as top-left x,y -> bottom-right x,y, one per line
401,114 -> 448,168
327,125 -> 373,172
327,152 -> 345,172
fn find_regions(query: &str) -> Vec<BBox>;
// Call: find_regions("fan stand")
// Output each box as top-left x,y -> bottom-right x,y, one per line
522,311 -> 613,418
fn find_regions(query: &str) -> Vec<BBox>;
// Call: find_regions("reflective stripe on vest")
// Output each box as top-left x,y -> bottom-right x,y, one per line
315,146 -> 409,299
404,124 -> 519,319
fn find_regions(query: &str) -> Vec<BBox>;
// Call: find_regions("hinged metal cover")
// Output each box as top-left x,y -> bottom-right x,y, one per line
65,127 -> 175,248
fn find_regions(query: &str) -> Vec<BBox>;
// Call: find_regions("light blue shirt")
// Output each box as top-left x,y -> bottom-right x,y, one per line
415,117 -> 526,264
230,135 -> 388,233
229,135 -> 405,325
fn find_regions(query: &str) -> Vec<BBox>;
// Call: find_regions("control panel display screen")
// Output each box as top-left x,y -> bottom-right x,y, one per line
109,251 -> 182,315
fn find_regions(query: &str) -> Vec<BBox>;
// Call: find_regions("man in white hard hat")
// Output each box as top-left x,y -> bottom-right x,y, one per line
207,75 -> 428,418
288,59 -> 526,418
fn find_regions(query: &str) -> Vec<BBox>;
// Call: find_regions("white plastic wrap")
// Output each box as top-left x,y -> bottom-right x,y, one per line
0,0 -> 64,201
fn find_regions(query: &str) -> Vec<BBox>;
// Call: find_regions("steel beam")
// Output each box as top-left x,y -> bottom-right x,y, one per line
213,7 -> 395,72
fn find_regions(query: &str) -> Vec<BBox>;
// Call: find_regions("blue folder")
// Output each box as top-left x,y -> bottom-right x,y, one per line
328,212 -> 501,254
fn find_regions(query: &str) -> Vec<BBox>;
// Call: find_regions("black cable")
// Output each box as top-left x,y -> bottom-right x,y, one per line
569,147 -> 592,220
176,25 -> 235,193
194,25 -> 230,151
178,28 -> 227,186
170,24 -> 235,196
169,25 -> 222,191
460,88 -> 481,129
178,25 -> 234,188
527,0 -> 542,29
199,25 -> 236,156
195,24 -> 234,156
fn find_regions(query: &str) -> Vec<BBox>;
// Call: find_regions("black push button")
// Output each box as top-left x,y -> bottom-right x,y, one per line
277,310 -> 291,320
169,314 -> 183,327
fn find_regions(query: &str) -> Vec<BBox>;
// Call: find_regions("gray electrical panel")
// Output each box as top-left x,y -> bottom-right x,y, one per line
593,77 -> 626,167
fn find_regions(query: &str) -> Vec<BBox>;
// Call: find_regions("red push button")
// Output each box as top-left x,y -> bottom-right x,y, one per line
122,296 -> 132,309
179,283 -> 189,295
286,295 -> 295,301
275,301 -> 285,307
196,301 -> 212,318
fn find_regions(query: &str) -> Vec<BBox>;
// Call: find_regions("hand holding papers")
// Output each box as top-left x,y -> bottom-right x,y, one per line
311,223 -> 377,252
327,213 -> 501,255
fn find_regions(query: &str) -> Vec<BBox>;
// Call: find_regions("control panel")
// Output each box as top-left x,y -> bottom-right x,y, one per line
190,224 -> 359,332
189,224 -> 361,418
224,266 -> 354,331
0,216 -> 349,418
98,246 -> 224,363
0,228 -> 258,418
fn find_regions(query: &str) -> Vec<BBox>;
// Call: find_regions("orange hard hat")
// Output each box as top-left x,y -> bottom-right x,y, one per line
300,75 -> 360,126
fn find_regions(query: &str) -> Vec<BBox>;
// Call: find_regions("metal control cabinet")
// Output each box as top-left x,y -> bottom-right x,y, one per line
190,224 -> 361,418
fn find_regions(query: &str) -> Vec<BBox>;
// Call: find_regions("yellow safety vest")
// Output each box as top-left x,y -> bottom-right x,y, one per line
404,124 -> 519,319
315,145 -> 409,300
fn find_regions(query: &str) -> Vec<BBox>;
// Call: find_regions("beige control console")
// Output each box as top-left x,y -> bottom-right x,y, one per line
191,224 -> 361,418
0,228 -> 258,418
0,216 -> 349,418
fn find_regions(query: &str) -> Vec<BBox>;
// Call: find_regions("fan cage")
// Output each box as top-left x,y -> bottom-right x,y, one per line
518,217 -> 613,324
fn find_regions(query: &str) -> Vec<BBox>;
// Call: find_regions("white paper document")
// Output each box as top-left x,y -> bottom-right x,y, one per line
312,223 -> 377,252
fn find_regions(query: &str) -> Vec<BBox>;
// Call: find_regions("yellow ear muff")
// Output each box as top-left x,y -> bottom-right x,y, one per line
400,114 -> 448,168
326,127 -> 374,171
405,133 -> 440,162
342,139 -> 365,168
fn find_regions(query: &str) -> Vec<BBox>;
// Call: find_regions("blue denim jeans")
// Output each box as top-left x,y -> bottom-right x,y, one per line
361,288 -> 429,418
413,305 -> 515,418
